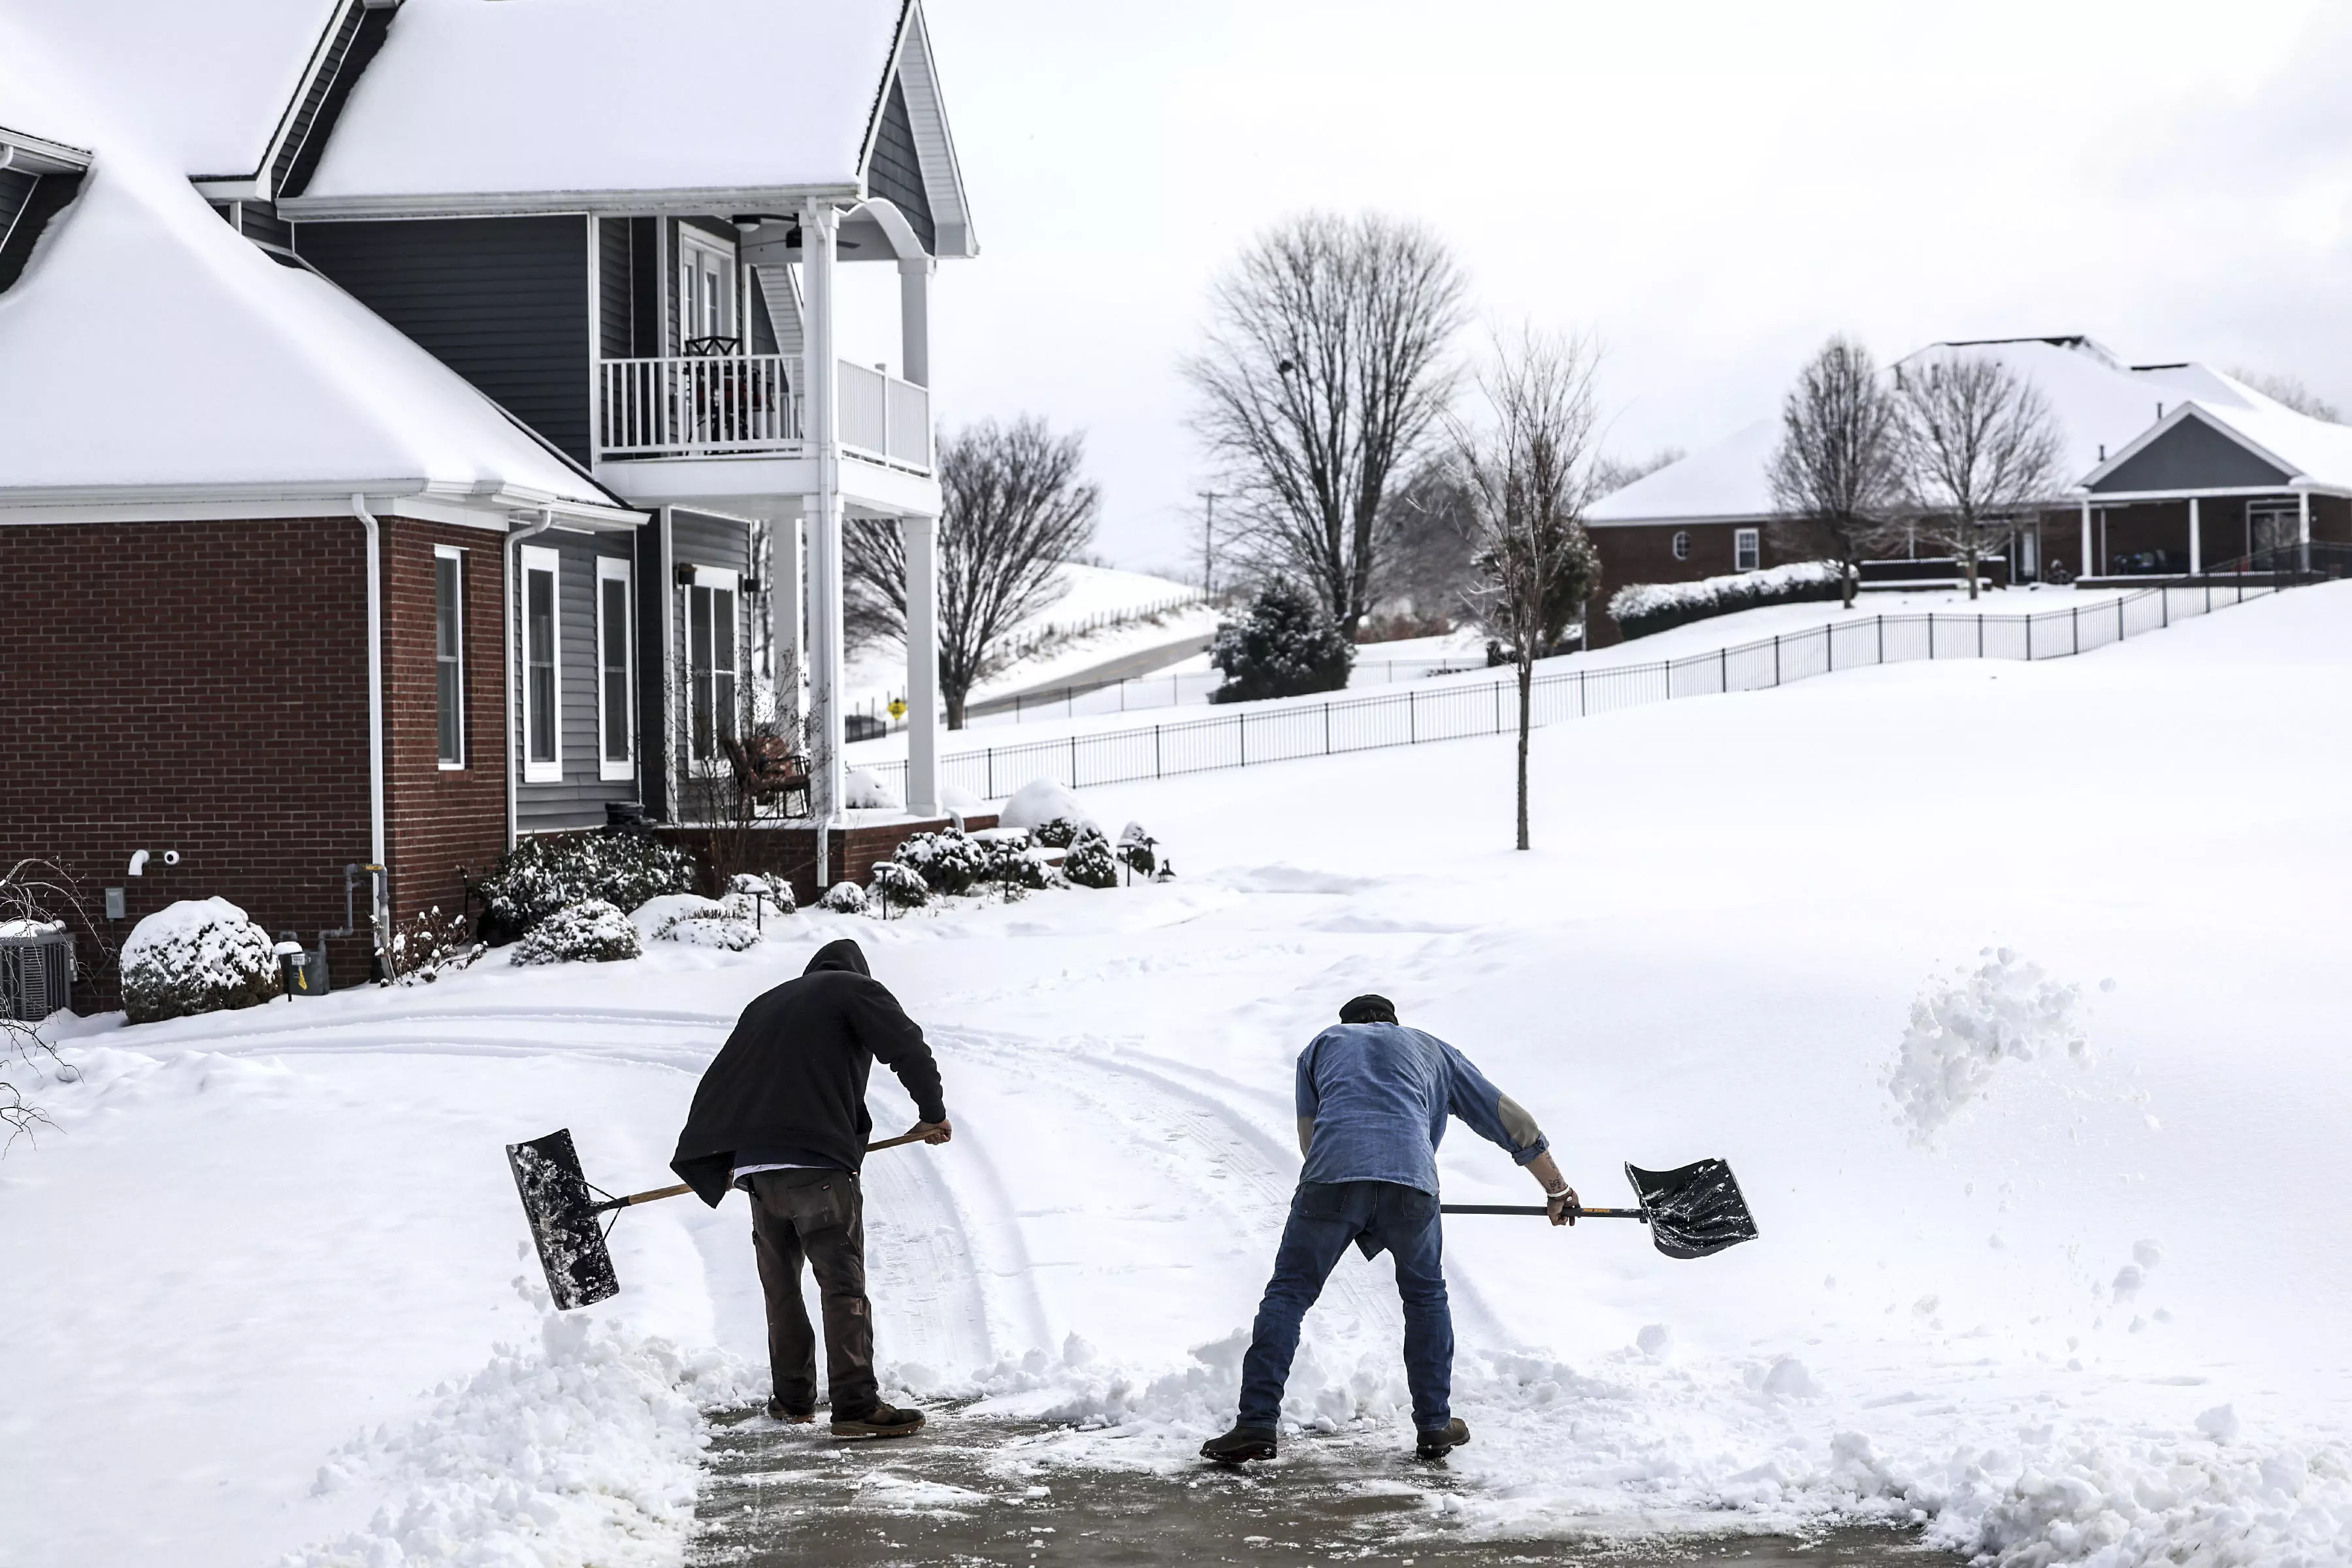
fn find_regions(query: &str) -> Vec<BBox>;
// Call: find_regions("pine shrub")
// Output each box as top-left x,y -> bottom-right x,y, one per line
821,881 -> 869,915
1209,578 -> 1354,704
1063,828 -> 1119,889
892,828 -> 993,896
868,861 -> 930,910
479,832 -> 697,943
510,900 -> 642,966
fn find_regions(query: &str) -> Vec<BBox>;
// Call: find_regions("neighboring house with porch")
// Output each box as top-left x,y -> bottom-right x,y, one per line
1584,336 -> 2352,642
0,0 -> 972,997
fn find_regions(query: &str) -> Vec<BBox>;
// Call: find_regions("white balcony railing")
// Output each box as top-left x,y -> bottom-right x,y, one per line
597,353 -> 931,472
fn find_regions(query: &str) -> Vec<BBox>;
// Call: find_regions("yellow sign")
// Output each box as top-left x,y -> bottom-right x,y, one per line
887,698 -> 907,721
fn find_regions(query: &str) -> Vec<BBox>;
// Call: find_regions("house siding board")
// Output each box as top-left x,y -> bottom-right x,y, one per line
293,215 -> 593,463
0,171 -> 84,293
867,76 -> 936,253
517,528 -> 640,833
635,512 -> 672,823
0,515 -> 509,1004
597,216 -> 634,359
0,167 -> 37,250
2093,418 -> 2295,493
749,278 -> 778,354
270,0 -> 370,199
629,218 -> 661,360
666,510 -> 753,817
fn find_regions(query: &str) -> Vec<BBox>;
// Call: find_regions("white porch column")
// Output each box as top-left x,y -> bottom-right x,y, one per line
800,201 -> 846,845
2080,499 -> 2094,580
903,513 -> 940,817
767,503 -> 805,734
2300,487 -> 2313,571
2188,496 -> 2202,576
898,255 -> 932,390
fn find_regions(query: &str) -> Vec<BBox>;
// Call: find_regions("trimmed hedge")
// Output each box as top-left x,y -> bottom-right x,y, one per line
1609,561 -> 1844,642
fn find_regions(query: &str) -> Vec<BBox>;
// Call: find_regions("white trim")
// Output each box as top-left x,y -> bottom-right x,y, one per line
1670,529 -> 1690,562
433,544 -> 468,770
692,564 -> 742,591
0,482 -> 640,531
277,183 -> 865,222
2072,483 -> 2341,503
683,565 -> 742,773
2080,402 -> 2303,493
519,544 -> 563,783
594,555 -> 636,782
1733,527 -> 1761,574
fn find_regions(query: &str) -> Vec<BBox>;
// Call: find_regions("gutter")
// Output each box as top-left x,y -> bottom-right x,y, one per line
505,508 -> 557,850
350,495 -> 390,971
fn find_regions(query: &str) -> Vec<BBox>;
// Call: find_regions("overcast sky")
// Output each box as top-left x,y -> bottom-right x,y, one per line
868,1 -> 2351,575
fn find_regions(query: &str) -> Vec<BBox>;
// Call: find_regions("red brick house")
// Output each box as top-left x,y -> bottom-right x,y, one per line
0,1 -> 976,998
1584,336 -> 2352,644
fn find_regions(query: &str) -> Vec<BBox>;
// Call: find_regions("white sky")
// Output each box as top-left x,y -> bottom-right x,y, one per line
874,0 -> 2352,574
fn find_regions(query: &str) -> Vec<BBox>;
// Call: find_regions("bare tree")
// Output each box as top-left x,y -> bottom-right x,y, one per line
1590,446 -> 1686,498
1183,211 -> 1468,633
1453,329 -> 1604,853
2230,367 -> 2344,423
1895,355 -> 2064,601
1768,336 -> 1904,608
845,416 -> 1100,728
1368,461 -> 1480,635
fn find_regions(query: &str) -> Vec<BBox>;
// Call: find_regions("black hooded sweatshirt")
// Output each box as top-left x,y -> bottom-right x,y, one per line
670,938 -> 947,1205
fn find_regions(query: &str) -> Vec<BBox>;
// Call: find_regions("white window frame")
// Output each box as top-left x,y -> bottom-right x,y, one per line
433,545 -> 466,770
520,544 -> 563,784
595,555 -> 635,782
1733,527 -> 1761,574
677,228 -> 738,348
1671,529 -> 1691,563
685,564 -> 741,772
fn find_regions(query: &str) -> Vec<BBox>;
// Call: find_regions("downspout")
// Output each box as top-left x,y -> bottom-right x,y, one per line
350,495 -> 389,974
505,508 -> 557,851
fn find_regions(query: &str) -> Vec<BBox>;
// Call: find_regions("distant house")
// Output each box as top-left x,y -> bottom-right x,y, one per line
1583,336 -> 2352,642
0,0 -> 974,993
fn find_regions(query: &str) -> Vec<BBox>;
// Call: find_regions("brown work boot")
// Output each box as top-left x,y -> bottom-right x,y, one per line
831,1402 -> 926,1439
1415,1418 -> 1470,1462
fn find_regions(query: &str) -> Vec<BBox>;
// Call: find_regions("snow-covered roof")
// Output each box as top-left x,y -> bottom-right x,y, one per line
1587,336 -> 2352,525
7,0 -> 346,180
0,16 -> 632,525
290,0 -> 958,235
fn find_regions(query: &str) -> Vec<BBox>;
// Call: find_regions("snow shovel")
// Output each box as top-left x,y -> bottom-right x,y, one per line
1441,1158 -> 1758,1259
507,1126 -> 935,1310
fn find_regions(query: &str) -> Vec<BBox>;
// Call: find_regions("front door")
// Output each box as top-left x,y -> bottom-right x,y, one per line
2249,501 -> 2299,564
678,230 -> 737,352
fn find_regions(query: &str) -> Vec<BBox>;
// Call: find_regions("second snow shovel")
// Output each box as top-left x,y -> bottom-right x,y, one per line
507,1126 -> 936,1309
1442,1158 -> 1758,1258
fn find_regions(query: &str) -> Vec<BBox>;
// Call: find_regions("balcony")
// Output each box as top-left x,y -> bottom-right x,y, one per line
596,353 -> 931,472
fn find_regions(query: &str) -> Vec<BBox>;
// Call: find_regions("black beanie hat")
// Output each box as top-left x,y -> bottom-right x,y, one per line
1339,993 -> 1397,1025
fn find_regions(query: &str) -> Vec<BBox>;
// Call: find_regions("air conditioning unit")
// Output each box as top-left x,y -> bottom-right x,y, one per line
0,923 -> 73,1022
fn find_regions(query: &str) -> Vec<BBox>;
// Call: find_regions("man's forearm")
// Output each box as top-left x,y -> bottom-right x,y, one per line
1526,1151 -> 1570,1194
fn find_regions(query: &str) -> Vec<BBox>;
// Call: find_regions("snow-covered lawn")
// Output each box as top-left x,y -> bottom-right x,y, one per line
9,583 -> 2352,1567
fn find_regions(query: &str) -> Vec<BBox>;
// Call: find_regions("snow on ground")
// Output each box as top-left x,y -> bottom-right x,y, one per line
9,582 -> 2352,1566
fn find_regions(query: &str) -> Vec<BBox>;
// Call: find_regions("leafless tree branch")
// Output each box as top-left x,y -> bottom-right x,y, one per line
1767,336 -> 1905,608
1895,354 -> 2066,600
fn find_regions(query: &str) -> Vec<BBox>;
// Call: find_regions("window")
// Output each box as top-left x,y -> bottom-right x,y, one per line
687,566 -> 739,764
1734,527 -> 1760,573
596,557 -> 634,781
1671,530 -> 1691,562
433,547 -> 465,768
521,546 -> 561,782
678,229 -> 737,349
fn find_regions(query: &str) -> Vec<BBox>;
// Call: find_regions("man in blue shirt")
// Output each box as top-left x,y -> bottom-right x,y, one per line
1202,994 -> 1576,1465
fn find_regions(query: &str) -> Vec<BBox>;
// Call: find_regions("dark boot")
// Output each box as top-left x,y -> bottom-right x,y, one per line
831,1402 -> 926,1440
766,1397 -> 815,1424
1200,1424 -> 1279,1464
1415,1418 -> 1470,1462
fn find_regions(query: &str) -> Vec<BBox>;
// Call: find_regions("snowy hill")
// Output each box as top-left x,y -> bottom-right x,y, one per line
10,583 -> 2352,1565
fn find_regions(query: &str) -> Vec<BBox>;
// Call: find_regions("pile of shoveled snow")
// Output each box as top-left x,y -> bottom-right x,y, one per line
289,1266 -> 755,1568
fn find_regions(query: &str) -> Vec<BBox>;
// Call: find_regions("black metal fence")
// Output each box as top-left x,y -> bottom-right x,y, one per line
863,580 -> 2288,804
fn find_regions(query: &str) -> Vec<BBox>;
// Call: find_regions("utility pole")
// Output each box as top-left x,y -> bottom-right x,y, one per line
1197,490 -> 1224,595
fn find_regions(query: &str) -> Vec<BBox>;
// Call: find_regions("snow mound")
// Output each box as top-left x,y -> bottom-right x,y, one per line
630,894 -> 760,951
510,901 -> 641,966
997,779 -> 1093,832
1885,947 -> 2088,1141
289,1277 -> 755,1568
846,767 -> 902,811
120,896 -> 280,1024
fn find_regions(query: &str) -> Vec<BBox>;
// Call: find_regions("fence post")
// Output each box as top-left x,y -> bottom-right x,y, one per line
987,747 -> 996,798
2117,596 -> 2125,642
1239,711 -> 1247,766
1579,668 -> 1587,716
1068,732 -> 1078,785
2163,587 -> 2168,629
1154,724 -> 1162,779
1324,702 -> 1331,755
2026,613 -> 2033,661
1719,645 -> 1727,692
1773,634 -> 1781,686
1409,688 -> 1417,742
1977,613 -> 1984,657
1877,614 -> 1884,664
2072,603 -> 2079,654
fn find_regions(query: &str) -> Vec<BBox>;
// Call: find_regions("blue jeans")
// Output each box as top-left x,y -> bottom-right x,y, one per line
1236,1180 -> 1452,1431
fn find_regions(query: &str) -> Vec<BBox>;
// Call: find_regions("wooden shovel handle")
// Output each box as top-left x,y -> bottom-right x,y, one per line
1441,1203 -> 1648,1220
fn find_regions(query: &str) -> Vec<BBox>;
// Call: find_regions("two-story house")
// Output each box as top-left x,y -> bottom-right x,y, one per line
0,0 -> 973,994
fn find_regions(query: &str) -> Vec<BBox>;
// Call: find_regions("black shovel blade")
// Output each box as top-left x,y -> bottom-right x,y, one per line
1626,1158 -> 1757,1258
508,1128 -> 620,1310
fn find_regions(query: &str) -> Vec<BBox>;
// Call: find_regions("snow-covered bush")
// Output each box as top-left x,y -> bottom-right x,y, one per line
1030,817 -> 1085,849
983,838 -> 1051,892
1210,577 -> 1353,703
821,881 -> 868,915
893,827 -> 993,896
868,861 -> 930,911
727,871 -> 796,917
1062,828 -> 1119,889
999,779 -> 1094,836
120,898 -> 282,1023
1117,821 -> 1160,877
1608,560 -> 1843,642
387,905 -> 482,987
478,832 -> 696,943
845,768 -> 902,811
631,894 -> 760,951
510,900 -> 642,966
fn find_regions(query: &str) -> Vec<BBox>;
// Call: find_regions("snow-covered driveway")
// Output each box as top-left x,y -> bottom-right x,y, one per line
8,581 -> 2352,1567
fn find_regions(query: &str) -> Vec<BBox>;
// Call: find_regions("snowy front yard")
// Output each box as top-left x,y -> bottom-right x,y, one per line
8,583 -> 2352,1567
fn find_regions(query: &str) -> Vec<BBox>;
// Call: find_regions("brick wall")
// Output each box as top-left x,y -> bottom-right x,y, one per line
653,815 -> 1000,907
0,515 -> 514,1007
1585,521 -> 1789,646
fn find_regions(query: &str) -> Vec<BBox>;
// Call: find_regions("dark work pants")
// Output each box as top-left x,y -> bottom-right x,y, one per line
749,1168 -> 877,1417
1237,1179 -> 1452,1431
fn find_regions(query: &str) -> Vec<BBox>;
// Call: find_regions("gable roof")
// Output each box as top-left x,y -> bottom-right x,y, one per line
283,0 -> 975,253
0,15 -> 630,525
1588,336 -> 2352,525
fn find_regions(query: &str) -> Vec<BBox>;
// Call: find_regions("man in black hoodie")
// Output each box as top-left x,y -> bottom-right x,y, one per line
672,938 -> 950,1439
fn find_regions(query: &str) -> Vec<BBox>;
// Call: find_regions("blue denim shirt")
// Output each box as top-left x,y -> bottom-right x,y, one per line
1295,1022 -> 1550,1194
